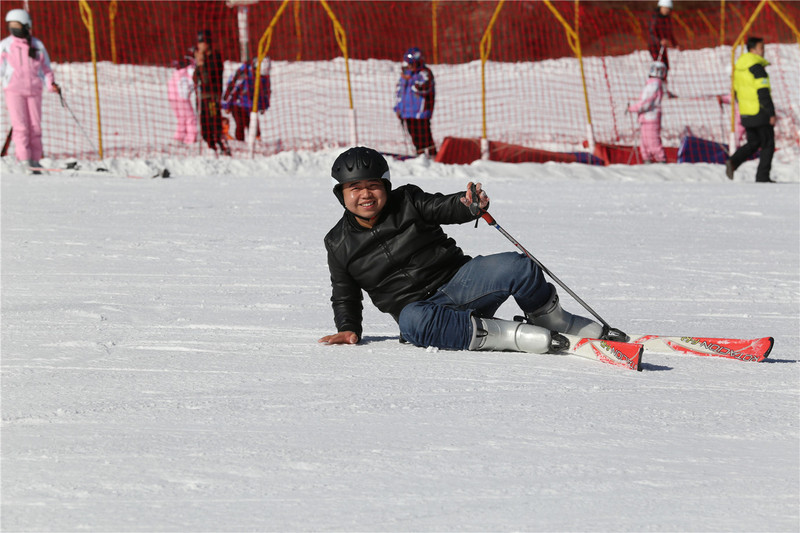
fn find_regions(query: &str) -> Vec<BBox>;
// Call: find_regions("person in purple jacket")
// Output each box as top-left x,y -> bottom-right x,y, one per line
393,47 -> 436,157
0,9 -> 60,173
221,57 -> 271,142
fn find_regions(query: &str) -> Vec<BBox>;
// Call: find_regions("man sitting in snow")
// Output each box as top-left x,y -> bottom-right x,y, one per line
318,146 -> 622,354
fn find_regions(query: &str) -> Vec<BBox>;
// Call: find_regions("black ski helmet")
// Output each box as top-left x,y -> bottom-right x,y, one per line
331,147 -> 391,206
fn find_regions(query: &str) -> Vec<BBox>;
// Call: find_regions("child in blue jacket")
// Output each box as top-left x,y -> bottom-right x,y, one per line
222,57 -> 271,142
393,47 -> 436,156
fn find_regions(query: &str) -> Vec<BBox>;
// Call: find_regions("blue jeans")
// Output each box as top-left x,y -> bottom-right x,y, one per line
398,252 -> 549,350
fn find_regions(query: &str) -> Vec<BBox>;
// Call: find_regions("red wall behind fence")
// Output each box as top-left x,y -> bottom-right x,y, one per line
6,1 -> 799,66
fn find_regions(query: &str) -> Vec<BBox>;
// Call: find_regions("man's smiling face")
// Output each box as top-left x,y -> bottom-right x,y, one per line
342,179 -> 388,226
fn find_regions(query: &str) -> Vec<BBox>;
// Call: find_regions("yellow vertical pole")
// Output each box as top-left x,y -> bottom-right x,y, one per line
254,0 -> 291,115
78,0 -> 103,159
573,0 -> 592,150
543,0 -> 593,151
432,0 -> 438,64
622,6 -> 647,46
768,2 -> 800,46
479,0 -> 505,158
696,11 -> 715,37
318,0 -> 356,145
672,12 -> 694,41
729,4 -> 746,28
318,0 -> 354,111
109,1 -> 118,64
250,0 -> 292,157
294,0 -> 302,61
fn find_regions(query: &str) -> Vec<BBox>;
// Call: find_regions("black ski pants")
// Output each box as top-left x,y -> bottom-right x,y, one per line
730,124 -> 774,182
401,118 -> 437,156
230,106 -> 260,142
199,99 -> 226,152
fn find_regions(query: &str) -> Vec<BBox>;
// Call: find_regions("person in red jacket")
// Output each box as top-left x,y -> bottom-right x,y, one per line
0,9 -> 60,173
193,29 -> 230,156
648,0 -> 679,85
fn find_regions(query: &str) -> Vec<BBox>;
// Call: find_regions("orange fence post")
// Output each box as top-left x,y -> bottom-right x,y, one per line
318,0 -> 356,146
543,0 -> 594,152
769,2 -> 800,46
294,1 -> 302,61
478,0 -> 505,159
250,0 -> 292,157
623,6 -> 647,46
432,0 -> 439,65
109,1 -> 118,64
78,0 -> 103,159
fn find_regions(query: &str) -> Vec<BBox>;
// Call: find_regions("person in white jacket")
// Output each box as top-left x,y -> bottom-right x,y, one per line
628,61 -> 666,163
0,9 -> 59,172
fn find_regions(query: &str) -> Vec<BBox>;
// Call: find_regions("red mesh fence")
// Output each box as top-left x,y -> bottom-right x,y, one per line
1,0 -> 798,163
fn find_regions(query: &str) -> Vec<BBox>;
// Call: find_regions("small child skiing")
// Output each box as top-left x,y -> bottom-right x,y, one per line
167,57 -> 197,145
394,47 -> 436,156
221,57 -> 271,142
628,61 -> 667,163
0,9 -> 60,172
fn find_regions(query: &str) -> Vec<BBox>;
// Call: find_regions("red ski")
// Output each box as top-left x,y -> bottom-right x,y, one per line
559,334 -> 643,371
629,335 -> 773,362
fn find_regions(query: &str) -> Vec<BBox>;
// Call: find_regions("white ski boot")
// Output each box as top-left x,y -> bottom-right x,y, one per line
525,283 -> 605,339
468,316 -> 563,354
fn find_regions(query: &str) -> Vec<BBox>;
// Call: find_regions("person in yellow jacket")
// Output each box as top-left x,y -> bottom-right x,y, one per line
726,37 -> 776,183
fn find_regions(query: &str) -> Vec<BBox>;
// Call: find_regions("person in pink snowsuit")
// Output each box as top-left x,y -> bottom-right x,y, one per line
167,57 -> 197,145
628,61 -> 666,163
0,9 -> 59,170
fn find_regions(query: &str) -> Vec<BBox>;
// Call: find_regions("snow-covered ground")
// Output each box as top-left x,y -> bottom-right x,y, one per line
1,150 -> 798,531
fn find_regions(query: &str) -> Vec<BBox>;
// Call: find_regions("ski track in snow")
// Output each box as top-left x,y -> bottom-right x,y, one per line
1,153 -> 799,531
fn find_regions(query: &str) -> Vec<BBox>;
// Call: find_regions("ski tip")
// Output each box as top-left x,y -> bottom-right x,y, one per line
762,337 -> 774,361
630,344 -> 644,371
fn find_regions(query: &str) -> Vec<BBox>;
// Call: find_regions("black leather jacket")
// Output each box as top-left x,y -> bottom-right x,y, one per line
324,184 -> 479,339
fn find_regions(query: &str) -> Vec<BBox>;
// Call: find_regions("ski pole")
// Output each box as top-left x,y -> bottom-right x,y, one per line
1,127 -> 12,157
626,104 -> 641,164
468,184 -> 615,330
195,84 -> 202,155
399,117 -> 413,156
58,89 -> 99,155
